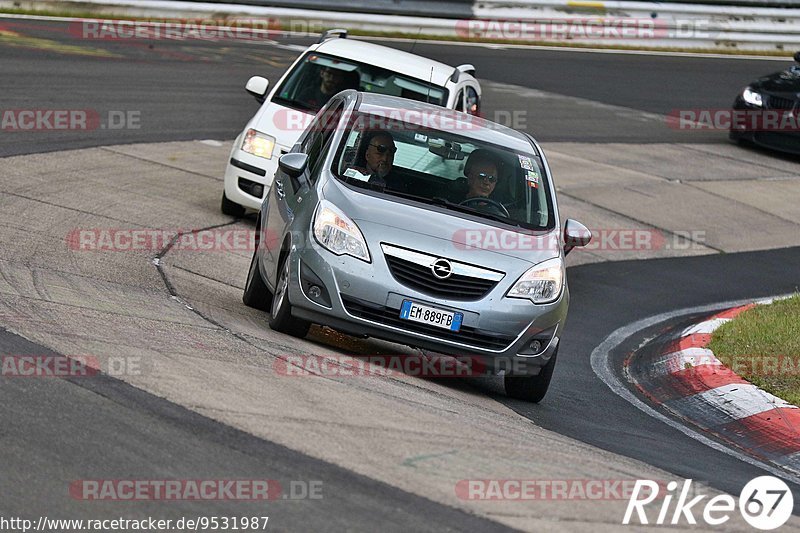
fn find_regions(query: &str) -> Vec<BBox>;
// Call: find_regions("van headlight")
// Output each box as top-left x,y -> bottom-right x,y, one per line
506,257 -> 564,304
241,129 -> 276,159
313,201 -> 370,262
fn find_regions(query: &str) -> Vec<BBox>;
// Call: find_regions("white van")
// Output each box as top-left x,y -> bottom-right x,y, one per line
221,29 -> 482,215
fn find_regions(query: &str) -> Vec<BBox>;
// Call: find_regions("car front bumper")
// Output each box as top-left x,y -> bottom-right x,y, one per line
283,239 -> 568,375
224,144 -> 288,210
730,99 -> 800,156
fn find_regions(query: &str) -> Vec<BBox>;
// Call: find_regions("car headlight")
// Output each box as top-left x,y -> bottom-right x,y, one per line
313,201 -> 370,262
742,87 -> 763,107
241,129 -> 276,159
506,257 -> 564,304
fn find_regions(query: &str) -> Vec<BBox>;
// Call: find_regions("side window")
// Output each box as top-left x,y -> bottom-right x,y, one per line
466,86 -> 480,115
454,89 -> 465,112
302,101 -> 344,183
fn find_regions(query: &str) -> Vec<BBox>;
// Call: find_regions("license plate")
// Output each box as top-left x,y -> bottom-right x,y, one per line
399,300 -> 463,332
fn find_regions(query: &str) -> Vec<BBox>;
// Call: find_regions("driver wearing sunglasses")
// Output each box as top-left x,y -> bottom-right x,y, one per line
464,149 -> 500,200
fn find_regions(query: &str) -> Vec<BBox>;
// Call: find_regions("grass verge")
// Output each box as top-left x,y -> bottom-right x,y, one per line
709,294 -> 800,405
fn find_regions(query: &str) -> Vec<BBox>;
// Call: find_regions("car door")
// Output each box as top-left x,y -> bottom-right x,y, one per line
262,98 -> 345,282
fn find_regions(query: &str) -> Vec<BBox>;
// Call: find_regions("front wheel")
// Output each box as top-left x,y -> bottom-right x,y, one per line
221,191 -> 246,217
268,255 -> 311,338
504,348 -> 558,403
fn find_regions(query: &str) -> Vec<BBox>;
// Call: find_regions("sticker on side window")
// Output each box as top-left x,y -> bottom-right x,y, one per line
526,170 -> 540,188
518,155 -> 534,171
343,167 -> 371,182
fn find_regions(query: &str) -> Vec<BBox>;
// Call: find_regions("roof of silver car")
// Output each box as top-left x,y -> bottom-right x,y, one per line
352,92 -> 537,153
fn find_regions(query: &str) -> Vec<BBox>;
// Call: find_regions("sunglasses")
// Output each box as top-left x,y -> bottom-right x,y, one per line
370,143 -> 397,155
472,172 -> 497,183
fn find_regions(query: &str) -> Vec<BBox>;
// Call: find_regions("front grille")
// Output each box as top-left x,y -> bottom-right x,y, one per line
384,255 -> 499,301
341,296 -> 515,351
767,95 -> 798,110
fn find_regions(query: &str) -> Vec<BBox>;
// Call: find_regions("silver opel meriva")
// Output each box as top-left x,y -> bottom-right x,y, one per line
243,91 -> 591,402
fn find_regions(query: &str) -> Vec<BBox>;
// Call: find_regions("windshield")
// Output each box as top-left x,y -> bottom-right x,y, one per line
274,52 -> 448,113
332,112 -> 554,230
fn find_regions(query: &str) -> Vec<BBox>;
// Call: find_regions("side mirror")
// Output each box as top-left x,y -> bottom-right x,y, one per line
563,219 -> 591,256
278,153 -> 308,179
245,76 -> 269,104
795,51 -> 800,64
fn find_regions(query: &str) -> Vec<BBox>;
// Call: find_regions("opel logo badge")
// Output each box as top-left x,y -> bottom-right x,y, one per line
431,258 -> 453,279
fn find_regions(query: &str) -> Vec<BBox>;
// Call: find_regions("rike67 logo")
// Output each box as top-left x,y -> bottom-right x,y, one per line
624,477 -> 793,530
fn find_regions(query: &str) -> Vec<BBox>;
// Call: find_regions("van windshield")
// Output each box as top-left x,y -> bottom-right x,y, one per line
273,52 -> 448,113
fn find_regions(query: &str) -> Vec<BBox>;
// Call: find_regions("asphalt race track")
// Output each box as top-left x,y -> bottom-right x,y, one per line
2,16 -> 800,531
1,19 -> 795,157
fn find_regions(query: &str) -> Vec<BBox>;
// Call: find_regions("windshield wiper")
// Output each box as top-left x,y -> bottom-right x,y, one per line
430,197 -> 520,226
386,192 -> 519,226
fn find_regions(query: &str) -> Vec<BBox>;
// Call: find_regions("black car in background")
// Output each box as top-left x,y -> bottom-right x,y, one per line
730,52 -> 800,155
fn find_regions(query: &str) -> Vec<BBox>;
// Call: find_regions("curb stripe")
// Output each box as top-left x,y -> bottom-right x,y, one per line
666,365 -> 749,397
629,302 -> 800,472
664,383 -> 789,429
710,303 -> 757,320
682,317 -> 730,335
651,347 -> 718,376
661,333 -> 712,354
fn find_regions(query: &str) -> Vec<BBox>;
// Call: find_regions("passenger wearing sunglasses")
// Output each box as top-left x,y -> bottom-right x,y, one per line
464,149 -> 500,200
364,132 -> 397,180
352,131 -> 407,193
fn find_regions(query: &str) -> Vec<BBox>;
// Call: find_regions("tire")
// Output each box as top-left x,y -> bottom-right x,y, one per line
242,242 -> 273,311
221,191 -> 246,217
504,348 -> 558,403
268,254 -> 311,338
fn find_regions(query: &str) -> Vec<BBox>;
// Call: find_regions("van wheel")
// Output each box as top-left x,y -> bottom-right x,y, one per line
268,254 -> 311,338
242,241 -> 273,311
221,191 -> 246,217
504,348 -> 558,403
